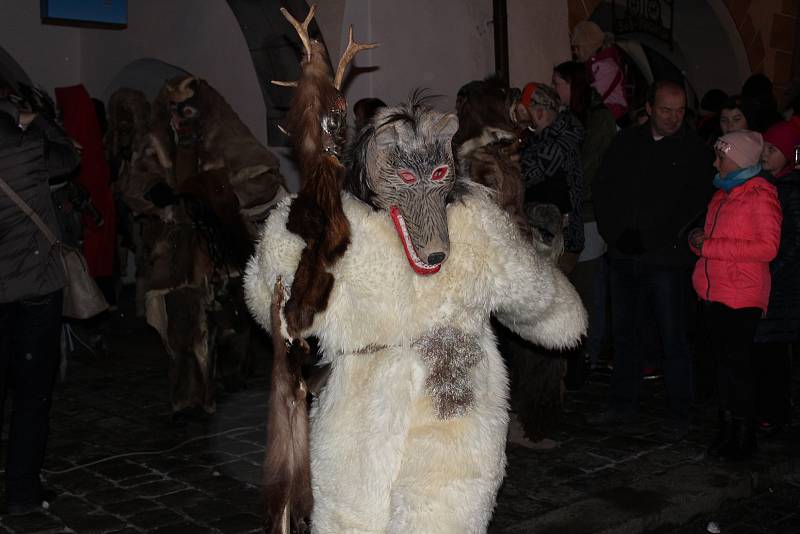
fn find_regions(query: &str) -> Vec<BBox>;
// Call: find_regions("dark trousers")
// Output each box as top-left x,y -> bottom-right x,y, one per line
608,258 -> 693,418
704,302 -> 761,419
0,290 -> 62,504
754,341 -> 793,426
569,255 -> 608,365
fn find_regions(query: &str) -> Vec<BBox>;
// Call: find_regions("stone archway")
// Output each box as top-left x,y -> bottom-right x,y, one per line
567,0 -> 758,68
102,58 -> 190,104
0,44 -> 32,91
225,0 -> 334,146
567,0 -> 797,99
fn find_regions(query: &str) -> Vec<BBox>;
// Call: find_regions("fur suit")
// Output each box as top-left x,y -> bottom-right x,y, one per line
245,186 -> 586,533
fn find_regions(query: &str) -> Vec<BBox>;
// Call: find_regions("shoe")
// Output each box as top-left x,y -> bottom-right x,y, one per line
590,363 -> 612,373
5,489 -> 56,515
642,367 -> 662,380
756,420 -> 784,438
586,409 -> 639,425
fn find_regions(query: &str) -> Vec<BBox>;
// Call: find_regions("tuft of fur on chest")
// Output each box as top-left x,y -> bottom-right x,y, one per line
414,325 -> 484,419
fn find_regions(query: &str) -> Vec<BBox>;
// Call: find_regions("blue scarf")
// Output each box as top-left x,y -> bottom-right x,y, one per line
713,164 -> 761,192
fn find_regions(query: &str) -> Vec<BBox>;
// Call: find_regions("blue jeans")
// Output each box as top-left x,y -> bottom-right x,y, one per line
0,290 -> 63,505
608,259 -> 693,418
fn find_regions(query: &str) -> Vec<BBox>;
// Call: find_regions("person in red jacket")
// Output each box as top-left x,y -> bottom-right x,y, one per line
689,130 -> 782,461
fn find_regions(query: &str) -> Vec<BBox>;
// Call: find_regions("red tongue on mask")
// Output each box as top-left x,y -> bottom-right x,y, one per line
389,205 -> 441,275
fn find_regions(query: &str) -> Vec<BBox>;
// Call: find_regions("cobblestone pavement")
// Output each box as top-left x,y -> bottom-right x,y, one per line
652,473 -> 800,534
0,305 -> 798,533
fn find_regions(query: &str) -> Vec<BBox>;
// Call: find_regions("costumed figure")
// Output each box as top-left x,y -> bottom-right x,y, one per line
245,6 -> 587,533
106,88 -> 155,315
454,78 -> 572,444
126,75 -> 288,416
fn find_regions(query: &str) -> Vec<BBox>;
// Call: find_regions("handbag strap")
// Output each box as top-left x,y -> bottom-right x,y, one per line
0,175 -> 59,245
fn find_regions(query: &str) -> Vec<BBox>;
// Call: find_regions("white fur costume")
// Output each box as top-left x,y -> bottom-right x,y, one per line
245,187 -> 586,533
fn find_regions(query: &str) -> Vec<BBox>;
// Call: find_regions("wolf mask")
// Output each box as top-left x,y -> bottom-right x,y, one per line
348,100 -> 464,274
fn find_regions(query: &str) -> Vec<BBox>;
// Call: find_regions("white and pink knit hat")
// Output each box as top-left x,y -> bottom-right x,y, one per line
715,130 -> 764,168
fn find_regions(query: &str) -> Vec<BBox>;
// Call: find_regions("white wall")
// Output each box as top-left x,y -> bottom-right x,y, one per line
0,2 -> 81,94
340,0 -> 495,114
79,0 -> 266,142
339,0 -> 570,117
508,0 -> 571,88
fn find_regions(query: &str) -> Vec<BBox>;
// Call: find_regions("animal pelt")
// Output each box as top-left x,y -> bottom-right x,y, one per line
148,223 -> 213,291
106,88 -> 150,164
158,285 -> 215,414
494,318 -> 567,442
526,202 -> 567,262
463,140 -> 528,236
262,280 -> 312,534
244,188 -> 587,532
502,202 -> 567,442
454,77 -> 529,237
150,75 -> 288,231
281,40 -> 350,337
117,132 -> 172,216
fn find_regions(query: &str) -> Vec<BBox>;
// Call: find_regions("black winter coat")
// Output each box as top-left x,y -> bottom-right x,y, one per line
755,170 -> 800,343
593,123 -> 715,267
0,100 -> 80,303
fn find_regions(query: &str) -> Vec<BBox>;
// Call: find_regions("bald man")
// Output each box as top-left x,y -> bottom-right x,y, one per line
591,81 -> 715,437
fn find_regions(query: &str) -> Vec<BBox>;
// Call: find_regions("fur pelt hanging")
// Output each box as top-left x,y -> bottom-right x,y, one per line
258,6 -> 376,533
262,279 -> 312,534
281,38 -> 351,337
454,77 -> 529,237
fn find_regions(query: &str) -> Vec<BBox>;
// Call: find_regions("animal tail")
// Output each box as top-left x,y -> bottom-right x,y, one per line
263,278 -> 312,533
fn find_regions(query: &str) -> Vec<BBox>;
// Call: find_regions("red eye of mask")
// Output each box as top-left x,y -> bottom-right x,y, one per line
431,165 -> 448,181
398,170 -> 417,184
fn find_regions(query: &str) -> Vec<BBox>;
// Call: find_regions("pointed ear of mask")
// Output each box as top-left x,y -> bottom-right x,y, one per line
378,118 -> 421,148
373,121 -> 400,150
432,113 -> 458,141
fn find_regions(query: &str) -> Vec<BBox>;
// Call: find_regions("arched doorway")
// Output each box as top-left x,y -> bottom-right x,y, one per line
225,0 -> 334,146
0,44 -> 32,91
102,58 -> 190,103
569,0 -> 753,110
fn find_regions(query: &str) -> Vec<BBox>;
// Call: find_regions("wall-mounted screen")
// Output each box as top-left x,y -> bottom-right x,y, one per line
41,0 -> 127,29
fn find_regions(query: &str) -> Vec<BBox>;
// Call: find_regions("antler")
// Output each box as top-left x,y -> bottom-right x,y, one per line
333,26 -> 378,90
271,5 -> 317,87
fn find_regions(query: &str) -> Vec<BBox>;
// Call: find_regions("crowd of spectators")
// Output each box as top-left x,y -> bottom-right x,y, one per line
512,21 -> 800,462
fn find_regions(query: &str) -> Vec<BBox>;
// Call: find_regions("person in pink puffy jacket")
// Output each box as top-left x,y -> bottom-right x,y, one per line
689,130 -> 782,461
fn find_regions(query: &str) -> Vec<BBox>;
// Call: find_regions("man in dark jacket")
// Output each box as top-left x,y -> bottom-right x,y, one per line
592,81 -> 714,434
0,96 -> 80,513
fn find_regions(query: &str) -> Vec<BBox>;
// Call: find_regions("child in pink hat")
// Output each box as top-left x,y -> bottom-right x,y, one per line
689,130 -> 782,461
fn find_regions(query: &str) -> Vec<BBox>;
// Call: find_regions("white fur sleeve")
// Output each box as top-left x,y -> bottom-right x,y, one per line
476,199 -> 587,349
243,197 -> 305,334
